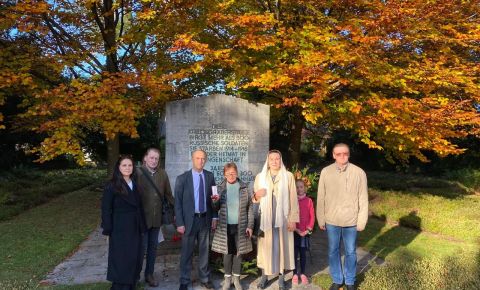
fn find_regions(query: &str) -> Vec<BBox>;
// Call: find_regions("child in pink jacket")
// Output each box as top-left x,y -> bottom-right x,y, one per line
292,179 -> 315,286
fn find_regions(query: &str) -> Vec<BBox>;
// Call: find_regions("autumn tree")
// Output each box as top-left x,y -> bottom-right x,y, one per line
0,29 -> 65,167
1,0 -> 198,173
170,0 -> 480,164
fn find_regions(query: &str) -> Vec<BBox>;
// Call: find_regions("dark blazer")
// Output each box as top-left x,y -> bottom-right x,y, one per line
174,169 -> 216,236
101,181 -> 146,284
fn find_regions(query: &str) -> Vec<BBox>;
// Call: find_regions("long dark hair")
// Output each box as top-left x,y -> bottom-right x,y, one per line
110,155 -> 137,196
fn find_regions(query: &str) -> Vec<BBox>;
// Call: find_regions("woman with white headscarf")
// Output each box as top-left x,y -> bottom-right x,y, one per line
252,150 -> 299,289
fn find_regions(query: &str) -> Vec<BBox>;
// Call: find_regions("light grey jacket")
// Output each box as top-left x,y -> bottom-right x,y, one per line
211,179 -> 254,255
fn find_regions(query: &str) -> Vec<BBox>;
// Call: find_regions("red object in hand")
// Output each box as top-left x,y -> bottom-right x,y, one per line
172,232 -> 182,242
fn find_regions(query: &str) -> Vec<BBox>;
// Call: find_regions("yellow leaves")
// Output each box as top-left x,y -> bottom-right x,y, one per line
172,34 -> 212,55
360,136 -> 383,150
191,63 -> 203,73
351,104 -> 362,115
301,23 -> 336,43
137,8 -> 157,20
237,35 -> 277,50
377,108 -> 396,120
233,13 -> 276,28
20,71 -> 173,164
245,70 -> 293,90
303,111 -> 323,124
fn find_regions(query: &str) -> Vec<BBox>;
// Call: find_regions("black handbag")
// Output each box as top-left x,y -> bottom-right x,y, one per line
140,168 -> 174,225
253,205 -> 264,238
161,199 -> 175,225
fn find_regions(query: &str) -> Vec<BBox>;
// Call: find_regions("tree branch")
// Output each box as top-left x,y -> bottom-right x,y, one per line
42,15 -> 105,71
118,0 -> 125,38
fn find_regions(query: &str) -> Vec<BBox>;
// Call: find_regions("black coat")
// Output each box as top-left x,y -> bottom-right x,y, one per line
101,181 -> 146,285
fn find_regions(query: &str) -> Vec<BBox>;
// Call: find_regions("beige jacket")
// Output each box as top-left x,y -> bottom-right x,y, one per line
316,163 -> 368,230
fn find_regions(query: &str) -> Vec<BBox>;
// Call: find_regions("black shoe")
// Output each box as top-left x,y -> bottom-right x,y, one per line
329,283 -> 343,290
278,274 -> 285,290
256,275 -> 267,289
346,285 -> 356,290
201,280 -> 215,289
179,284 -> 188,290
145,274 -> 159,287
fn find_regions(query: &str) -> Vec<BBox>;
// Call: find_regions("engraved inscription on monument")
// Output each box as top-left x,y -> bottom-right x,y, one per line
188,125 -> 253,183
165,94 -> 270,190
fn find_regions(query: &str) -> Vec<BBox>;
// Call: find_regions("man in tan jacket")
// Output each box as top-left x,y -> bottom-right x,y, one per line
316,143 -> 368,290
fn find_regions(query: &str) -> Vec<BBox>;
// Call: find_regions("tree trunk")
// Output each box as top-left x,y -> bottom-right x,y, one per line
102,0 -> 120,177
107,134 -> 120,177
288,106 -> 305,167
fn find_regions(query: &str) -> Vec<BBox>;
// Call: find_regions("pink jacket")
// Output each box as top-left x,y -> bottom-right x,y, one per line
296,196 -> 315,232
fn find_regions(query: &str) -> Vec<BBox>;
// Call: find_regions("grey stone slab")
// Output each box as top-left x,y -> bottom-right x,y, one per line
165,94 -> 270,190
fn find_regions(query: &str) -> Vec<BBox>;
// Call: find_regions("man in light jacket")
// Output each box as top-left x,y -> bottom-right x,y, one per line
316,143 -> 368,290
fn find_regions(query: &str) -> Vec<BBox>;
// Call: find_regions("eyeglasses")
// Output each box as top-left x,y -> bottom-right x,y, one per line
334,152 -> 349,157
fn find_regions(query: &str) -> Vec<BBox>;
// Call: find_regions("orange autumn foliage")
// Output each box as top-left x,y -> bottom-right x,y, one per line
169,0 -> 480,163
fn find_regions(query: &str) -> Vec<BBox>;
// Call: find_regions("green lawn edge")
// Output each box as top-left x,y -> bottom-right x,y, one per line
0,184 -> 104,288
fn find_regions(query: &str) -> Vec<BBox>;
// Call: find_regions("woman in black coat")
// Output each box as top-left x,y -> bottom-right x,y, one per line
101,155 -> 146,290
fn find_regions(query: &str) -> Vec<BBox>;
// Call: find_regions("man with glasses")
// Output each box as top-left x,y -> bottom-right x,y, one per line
316,143 -> 368,290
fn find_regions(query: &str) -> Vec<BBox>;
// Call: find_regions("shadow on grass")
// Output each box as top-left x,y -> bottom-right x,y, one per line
366,212 -> 421,261
358,211 -> 422,273
368,171 -> 472,199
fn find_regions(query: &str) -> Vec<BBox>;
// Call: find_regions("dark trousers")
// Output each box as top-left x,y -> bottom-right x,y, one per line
224,224 -> 242,275
144,227 -> 160,276
179,215 -> 210,285
294,246 -> 307,275
294,232 -> 308,275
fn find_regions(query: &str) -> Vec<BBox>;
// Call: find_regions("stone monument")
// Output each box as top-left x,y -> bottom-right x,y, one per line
165,94 -> 270,189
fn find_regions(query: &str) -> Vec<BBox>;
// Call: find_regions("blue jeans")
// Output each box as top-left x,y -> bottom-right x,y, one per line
326,224 -> 357,285
144,227 -> 160,276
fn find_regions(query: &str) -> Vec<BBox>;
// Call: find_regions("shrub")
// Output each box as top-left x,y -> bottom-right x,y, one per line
444,168 -> 480,194
290,165 -> 319,200
0,168 -> 105,221
360,255 -> 480,290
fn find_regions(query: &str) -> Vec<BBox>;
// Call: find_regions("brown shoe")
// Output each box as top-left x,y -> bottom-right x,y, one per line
145,273 -> 159,287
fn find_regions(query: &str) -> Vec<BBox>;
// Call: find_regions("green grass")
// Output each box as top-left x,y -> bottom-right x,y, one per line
369,189 -> 480,243
41,284 -> 111,290
312,171 -> 480,289
0,181 -> 104,287
358,218 -> 478,262
367,171 -> 475,197
0,168 -> 105,221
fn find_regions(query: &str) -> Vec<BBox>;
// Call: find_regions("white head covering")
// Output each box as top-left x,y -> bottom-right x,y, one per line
258,151 -> 290,233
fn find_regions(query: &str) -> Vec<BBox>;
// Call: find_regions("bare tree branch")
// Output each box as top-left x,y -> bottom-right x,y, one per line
42,15 -> 105,71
